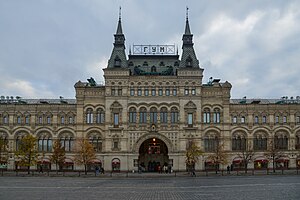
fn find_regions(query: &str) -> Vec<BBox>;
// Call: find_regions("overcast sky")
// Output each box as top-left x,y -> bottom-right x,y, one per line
1,0 -> 299,99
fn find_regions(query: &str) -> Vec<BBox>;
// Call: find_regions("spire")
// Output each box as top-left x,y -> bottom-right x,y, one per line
114,6 -> 125,46
185,7 -> 191,35
116,7 -> 123,34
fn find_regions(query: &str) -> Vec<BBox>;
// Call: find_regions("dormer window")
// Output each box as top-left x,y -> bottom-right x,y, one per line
186,57 -> 192,67
128,61 -> 134,67
143,61 -> 148,66
151,66 -> 156,72
159,61 -> 165,66
114,57 -> 121,67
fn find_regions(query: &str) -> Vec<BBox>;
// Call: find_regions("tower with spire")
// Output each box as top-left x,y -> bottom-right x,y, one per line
179,7 -> 200,69
107,7 -> 128,68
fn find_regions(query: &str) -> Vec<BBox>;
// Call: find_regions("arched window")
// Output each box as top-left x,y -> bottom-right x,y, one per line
213,108 -> 221,123
17,116 -> 21,124
150,107 -> 158,124
296,132 -> 300,149
25,115 -> 30,125
0,132 -> 8,153
160,107 -> 168,124
139,107 -> 147,123
37,133 -> 52,152
171,107 -> 179,124
262,116 -> 267,124
96,108 -> 105,124
3,115 -> 8,125
151,66 -> 156,72
60,136 -> 74,152
15,132 -> 27,151
253,132 -> 267,151
203,108 -> 210,124
89,133 -> 102,152
204,133 -> 219,152
232,133 -> 246,151
129,107 -> 137,123
274,132 -> 288,150
86,108 -> 93,124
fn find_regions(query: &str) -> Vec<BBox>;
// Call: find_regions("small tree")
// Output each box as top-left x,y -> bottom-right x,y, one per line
185,140 -> 202,173
207,142 -> 228,174
0,137 -> 8,164
15,134 -> 38,174
237,145 -> 255,173
50,140 -> 65,174
265,140 -> 283,173
74,138 -> 96,175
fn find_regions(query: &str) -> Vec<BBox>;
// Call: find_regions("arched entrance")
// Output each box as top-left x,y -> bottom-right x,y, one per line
138,137 -> 169,172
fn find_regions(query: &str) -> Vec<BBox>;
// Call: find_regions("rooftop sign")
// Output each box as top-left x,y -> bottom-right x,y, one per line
132,45 -> 176,55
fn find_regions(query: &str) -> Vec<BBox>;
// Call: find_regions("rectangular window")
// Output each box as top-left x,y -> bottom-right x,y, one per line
151,88 -> 156,96
262,116 -> 267,123
173,89 -> 177,96
187,113 -> 193,125
113,141 -> 119,149
69,117 -> 73,124
39,117 -> 43,124
25,116 -> 30,124
138,89 -> 142,96
3,116 -> 8,124
129,112 -> 136,123
114,113 -> 119,126
214,113 -> 220,123
297,116 -> 300,124
47,117 -> 51,124
111,89 -> 116,96
118,89 -> 122,96
254,116 -> 259,124
232,116 -> 237,124
283,116 -> 287,123
144,89 -> 149,96
130,88 -> 135,96
17,116 -> 21,124
158,89 -> 163,96
165,89 -> 170,96
191,89 -> 196,95
61,117 -> 65,124
171,112 -> 178,123
139,112 -> 147,123
203,113 -> 211,123
241,116 -> 245,123
184,89 -> 189,95
275,116 -> 279,123
150,112 -> 157,124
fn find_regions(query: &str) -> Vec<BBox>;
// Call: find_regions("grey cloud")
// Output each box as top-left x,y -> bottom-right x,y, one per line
0,0 -> 299,99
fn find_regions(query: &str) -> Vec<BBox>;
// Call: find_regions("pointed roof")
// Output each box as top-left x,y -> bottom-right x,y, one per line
116,7 -> 123,35
184,7 -> 191,35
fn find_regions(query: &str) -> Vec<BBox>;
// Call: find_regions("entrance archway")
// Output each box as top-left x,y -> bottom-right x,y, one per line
138,137 -> 169,172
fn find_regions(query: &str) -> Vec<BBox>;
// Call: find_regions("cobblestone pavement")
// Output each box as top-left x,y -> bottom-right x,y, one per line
0,175 -> 299,200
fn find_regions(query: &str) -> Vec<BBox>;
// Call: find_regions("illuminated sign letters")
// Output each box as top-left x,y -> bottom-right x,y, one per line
133,45 -> 175,55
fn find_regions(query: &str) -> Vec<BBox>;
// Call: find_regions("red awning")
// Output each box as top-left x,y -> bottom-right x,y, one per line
64,158 -> 74,165
37,159 -> 51,164
232,158 -> 243,164
255,159 -> 268,163
88,159 -> 101,164
276,158 -> 289,163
